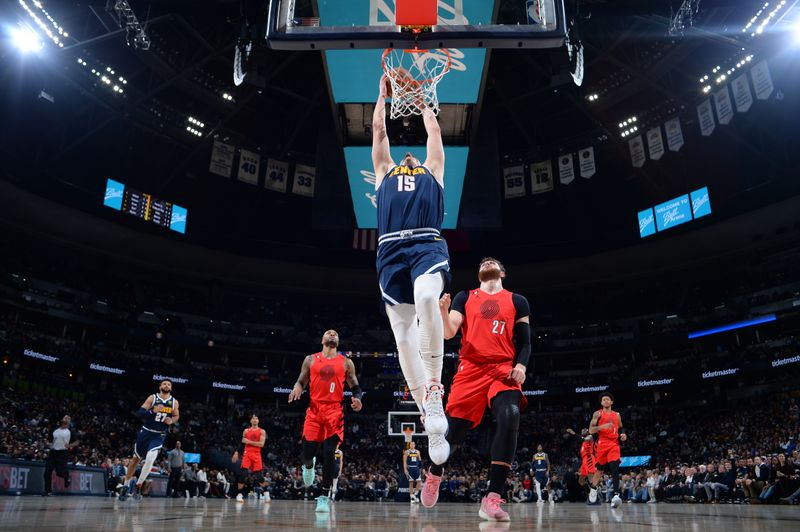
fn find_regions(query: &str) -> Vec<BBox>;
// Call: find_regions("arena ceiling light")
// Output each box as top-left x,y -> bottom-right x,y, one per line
187,116 -> 205,128
18,0 -> 69,48
586,93 -> 599,102
221,92 -> 235,102
742,0 -> 788,37
10,25 -> 43,53
77,58 -> 126,95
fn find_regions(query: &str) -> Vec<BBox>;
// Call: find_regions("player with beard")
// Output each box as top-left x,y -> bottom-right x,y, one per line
422,257 -> 531,523
119,379 -> 179,501
587,392 -> 626,508
372,75 -> 450,465
288,330 -> 363,513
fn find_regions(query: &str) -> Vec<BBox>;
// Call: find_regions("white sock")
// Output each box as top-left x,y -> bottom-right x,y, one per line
386,303 -> 427,410
137,448 -> 159,486
413,273 -> 444,383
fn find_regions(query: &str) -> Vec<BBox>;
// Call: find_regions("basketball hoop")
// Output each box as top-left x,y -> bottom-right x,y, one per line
402,425 -> 415,445
382,47 -> 451,119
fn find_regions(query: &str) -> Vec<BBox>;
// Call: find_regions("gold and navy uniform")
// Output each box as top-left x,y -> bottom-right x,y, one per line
376,164 -> 451,306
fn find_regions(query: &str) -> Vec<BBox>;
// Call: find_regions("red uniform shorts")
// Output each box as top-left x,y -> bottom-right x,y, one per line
579,457 -> 597,477
303,402 -> 344,443
446,359 -> 527,428
241,451 -> 263,472
594,440 -> 620,466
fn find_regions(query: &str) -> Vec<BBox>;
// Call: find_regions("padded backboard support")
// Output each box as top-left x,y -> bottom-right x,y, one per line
396,0 -> 438,27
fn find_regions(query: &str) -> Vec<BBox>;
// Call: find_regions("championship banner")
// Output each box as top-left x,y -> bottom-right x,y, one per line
264,158 -> 289,193
732,73 -> 753,113
665,117 -> 684,152
713,86 -> 734,125
579,147 -> 596,178
503,165 -> 526,198
646,127 -> 664,161
209,140 -> 235,178
530,160 -> 554,194
751,60 -> 774,100
628,136 -> 645,168
697,99 -> 715,137
558,154 -> 575,185
237,148 -> 260,185
292,164 -> 316,197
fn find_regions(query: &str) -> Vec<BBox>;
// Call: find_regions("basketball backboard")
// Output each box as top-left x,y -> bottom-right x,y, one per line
267,0 -> 566,51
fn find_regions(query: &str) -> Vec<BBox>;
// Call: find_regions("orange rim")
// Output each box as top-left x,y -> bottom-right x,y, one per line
381,48 -> 451,85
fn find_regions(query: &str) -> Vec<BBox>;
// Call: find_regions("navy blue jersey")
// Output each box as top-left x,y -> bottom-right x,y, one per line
143,394 -> 175,433
376,165 -> 443,237
334,449 -> 343,468
533,452 -> 549,473
406,449 -> 421,468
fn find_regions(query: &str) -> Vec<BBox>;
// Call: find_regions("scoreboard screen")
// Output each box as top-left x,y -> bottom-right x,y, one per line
104,179 -> 187,234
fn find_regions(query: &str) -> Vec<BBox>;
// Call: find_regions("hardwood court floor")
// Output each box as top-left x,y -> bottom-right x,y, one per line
0,497 -> 798,531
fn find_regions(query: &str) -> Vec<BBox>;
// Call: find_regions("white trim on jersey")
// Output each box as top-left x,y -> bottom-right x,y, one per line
379,283 -> 401,305
423,259 -> 449,275
378,227 -> 441,246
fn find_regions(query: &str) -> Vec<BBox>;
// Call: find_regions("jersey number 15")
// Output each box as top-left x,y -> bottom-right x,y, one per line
397,175 -> 416,192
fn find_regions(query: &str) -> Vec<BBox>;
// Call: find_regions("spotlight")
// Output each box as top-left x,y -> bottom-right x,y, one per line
11,25 -> 43,53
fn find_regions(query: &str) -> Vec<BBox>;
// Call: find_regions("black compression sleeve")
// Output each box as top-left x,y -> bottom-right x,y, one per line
512,293 -> 531,321
513,321 -> 531,367
451,291 -> 468,315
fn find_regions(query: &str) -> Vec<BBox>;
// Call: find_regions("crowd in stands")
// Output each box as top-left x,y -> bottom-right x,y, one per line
2,359 -> 799,504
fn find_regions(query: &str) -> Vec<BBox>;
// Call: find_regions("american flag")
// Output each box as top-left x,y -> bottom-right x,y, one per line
292,17 -> 320,27
353,229 -> 377,251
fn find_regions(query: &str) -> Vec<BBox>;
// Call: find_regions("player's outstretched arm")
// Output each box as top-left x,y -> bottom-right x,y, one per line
421,107 -> 444,185
372,75 -> 394,188
345,358 -> 363,411
288,355 -> 312,402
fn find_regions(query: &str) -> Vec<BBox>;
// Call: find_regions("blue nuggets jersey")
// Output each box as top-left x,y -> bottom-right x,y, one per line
533,452 -> 548,473
376,164 -> 443,237
407,449 -> 421,468
143,394 -> 174,433
334,449 -> 343,467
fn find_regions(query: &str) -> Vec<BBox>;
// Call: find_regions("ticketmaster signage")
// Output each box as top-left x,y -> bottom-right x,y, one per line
702,368 -> 739,379
89,363 -> 125,375
772,355 -> 800,367
153,374 -> 189,384
637,378 -> 674,387
638,186 -> 712,238
575,385 -> 609,393
212,381 -> 246,391
523,390 -> 548,396
23,349 -> 58,362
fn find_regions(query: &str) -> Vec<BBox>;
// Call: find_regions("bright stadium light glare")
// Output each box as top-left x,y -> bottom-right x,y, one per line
11,25 -> 43,53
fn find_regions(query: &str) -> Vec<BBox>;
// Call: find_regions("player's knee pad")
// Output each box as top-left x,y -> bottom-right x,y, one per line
490,392 -> 520,463
413,273 -> 443,308
608,460 -> 620,476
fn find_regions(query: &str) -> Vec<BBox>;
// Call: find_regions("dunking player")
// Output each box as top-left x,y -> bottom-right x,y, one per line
288,330 -> 363,513
422,257 -> 532,522
119,379 -> 179,501
331,442 -> 343,501
236,414 -> 268,502
566,428 -> 596,495
532,444 -> 551,504
588,392 -> 626,508
403,440 -> 423,504
372,74 -> 450,463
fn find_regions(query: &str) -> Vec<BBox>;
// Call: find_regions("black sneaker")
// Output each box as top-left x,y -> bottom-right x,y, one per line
118,485 -> 129,501
42,492 -> 51,497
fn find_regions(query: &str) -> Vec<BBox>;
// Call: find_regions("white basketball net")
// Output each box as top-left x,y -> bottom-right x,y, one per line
382,48 -> 451,119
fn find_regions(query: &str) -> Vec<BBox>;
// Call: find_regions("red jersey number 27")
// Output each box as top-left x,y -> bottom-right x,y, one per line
492,320 -> 506,334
